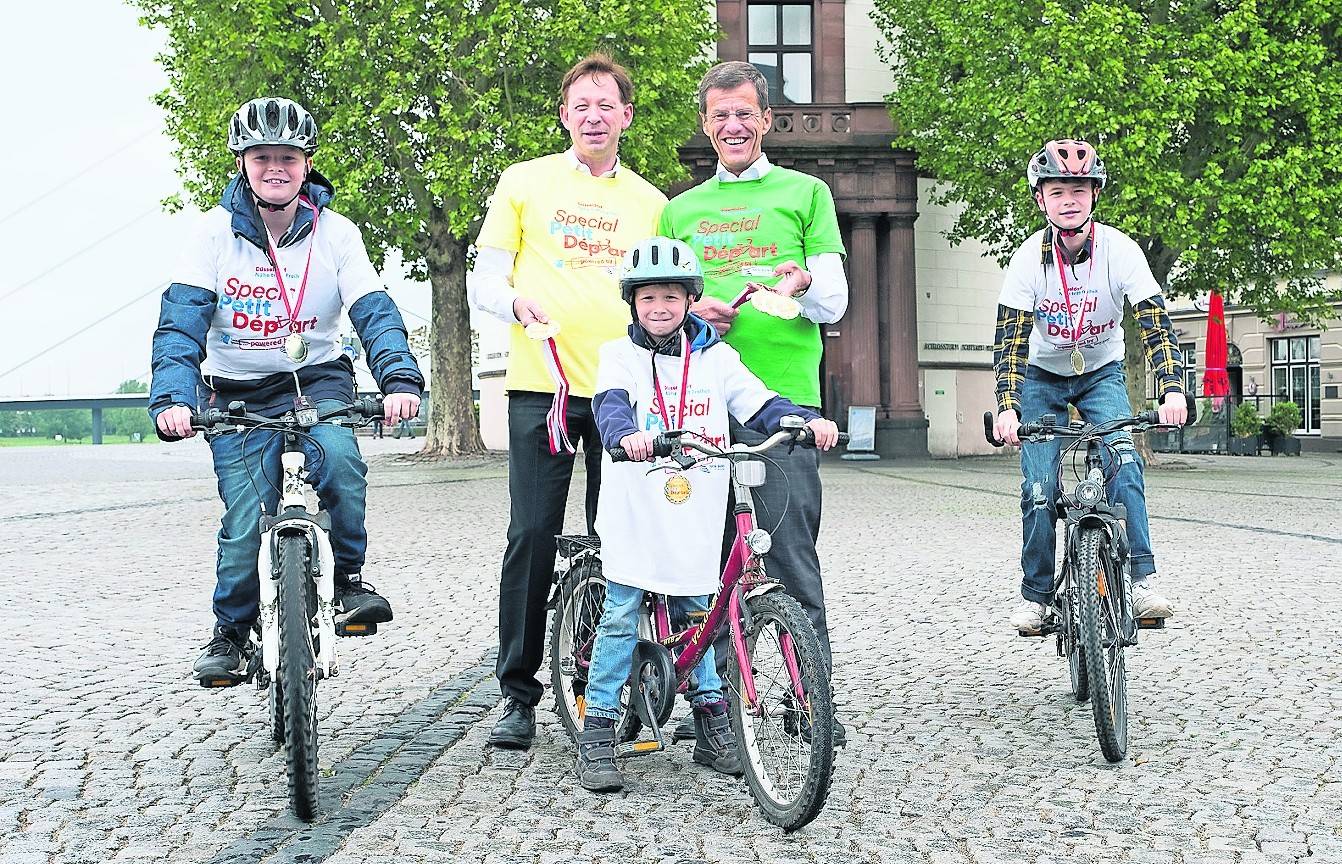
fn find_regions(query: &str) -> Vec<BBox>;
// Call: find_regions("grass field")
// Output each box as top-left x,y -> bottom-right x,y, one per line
0,435 -> 150,447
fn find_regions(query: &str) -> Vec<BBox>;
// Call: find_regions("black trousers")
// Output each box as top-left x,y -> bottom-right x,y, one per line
495,391 -> 603,706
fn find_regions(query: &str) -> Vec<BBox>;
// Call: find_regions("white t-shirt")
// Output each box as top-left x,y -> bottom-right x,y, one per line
175,203 -> 384,380
998,223 -> 1161,376
594,338 -> 776,596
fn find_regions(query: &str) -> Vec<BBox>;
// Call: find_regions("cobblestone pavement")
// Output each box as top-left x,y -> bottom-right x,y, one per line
2,438 -> 1339,864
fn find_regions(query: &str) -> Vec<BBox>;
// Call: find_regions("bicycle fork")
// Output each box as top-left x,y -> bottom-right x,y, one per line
256,451 -> 340,681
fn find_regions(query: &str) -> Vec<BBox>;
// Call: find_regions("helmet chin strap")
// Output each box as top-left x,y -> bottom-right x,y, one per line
1050,215 -> 1093,238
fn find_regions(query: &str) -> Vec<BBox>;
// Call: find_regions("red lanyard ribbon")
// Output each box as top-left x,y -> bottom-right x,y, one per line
1053,222 -> 1096,348
265,196 -> 319,330
650,331 -> 692,432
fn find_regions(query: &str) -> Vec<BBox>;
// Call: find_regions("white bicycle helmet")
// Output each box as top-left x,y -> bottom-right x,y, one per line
618,237 -> 704,303
228,97 -> 318,155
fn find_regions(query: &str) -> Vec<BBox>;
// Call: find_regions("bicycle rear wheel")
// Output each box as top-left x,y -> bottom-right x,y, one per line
728,591 -> 834,832
1076,526 -> 1128,762
277,534 -> 320,819
548,561 -> 644,743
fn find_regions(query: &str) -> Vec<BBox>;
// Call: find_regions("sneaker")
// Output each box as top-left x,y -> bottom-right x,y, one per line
1010,601 -> 1050,634
575,719 -> 624,792
1131,582 -> 1173,619
335,577 -> 393,625
692,701 -> 743,776
487,696 -> 536,750
192,625 -> 254,685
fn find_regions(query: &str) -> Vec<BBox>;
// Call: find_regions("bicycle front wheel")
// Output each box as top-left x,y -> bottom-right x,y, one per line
277,534 -> 320,819
728,591 -> 834,832
1076,526 -> 1128,762
1063,588 -> 1089,702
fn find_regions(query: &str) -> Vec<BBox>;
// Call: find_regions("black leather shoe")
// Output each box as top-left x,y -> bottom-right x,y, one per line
488,697 -> 536,749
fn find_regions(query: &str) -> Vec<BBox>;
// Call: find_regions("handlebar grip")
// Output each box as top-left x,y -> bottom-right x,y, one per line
356,395 -> 385,418
983,411 -> 1005,448
836,432 -> 850,446
607,435 -> 676,462
190,408 -> 227,429
1138,409 -> 1161,426
1185,396 -> 1197,425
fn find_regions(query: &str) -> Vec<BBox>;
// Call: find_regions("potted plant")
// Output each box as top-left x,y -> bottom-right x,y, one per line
1230,403 -> 1262,456
1264,401 -> 1303,456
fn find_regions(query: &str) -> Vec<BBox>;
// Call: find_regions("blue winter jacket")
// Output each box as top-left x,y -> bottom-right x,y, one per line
148,171 -> 423,429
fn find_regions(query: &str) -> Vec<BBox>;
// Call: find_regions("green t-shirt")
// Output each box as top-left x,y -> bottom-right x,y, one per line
658,166 -> 845,405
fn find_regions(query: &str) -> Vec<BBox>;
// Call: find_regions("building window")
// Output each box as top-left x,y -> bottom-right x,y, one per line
747,3 -> 814,105
1180,342 -> 1197,397
1270,335 -> 1321,433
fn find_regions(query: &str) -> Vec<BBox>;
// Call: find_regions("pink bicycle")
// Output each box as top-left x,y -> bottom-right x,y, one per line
549,417 -> 845,831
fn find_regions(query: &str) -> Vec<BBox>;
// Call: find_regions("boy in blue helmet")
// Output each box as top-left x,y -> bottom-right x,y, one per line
576,236 -> 839,792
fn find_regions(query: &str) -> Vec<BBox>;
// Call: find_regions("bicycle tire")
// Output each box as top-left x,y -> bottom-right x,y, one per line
728,591 -> 834,832
269,675 -> 285,743
1063,587 -> 1089,702
277,534 -> 320,819
1076,526 -> 1128,762
548,561 -> 644,743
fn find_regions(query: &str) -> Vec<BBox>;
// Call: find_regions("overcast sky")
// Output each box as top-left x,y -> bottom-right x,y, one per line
0,1 -> 443,398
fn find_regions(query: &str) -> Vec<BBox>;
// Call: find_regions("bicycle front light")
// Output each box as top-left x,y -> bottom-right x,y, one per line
1075,480 -> 1104,507
745,529 -> 772,555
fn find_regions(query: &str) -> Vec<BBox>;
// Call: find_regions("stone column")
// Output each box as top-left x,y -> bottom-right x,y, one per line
885,211 -> 921,417
846,214 -> 880,407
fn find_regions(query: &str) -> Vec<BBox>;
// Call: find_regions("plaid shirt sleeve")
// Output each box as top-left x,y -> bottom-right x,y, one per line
1134,296 -> 1184,399
993,304 -> 1033,416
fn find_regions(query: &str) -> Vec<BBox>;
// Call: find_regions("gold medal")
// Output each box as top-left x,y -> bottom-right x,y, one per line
1070,348 -> 1085,375
524,321 -> 561,341
663,474 -> 692,504
284,333 -> 309,362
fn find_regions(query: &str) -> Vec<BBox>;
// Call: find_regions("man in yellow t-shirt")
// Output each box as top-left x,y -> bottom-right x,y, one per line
468,53 -> 666,750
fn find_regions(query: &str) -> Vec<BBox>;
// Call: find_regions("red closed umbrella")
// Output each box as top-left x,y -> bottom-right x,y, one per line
1203,291 -> 1231,411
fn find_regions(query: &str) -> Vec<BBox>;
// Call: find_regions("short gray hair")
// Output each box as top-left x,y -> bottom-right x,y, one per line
697,61 -> 770,114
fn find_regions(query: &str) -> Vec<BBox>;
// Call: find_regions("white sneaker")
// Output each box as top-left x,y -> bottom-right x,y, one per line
1131,582 -> 1173,618
1010,601 -> 1050,634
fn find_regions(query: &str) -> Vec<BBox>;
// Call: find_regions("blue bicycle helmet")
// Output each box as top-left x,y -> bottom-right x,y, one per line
618,237 -> 704,304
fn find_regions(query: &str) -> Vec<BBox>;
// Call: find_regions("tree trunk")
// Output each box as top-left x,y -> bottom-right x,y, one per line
1122,300 -> 1154,462
418,215 -> 485,458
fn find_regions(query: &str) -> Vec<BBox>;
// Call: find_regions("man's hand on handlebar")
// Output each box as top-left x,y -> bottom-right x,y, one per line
384,393 -> 420,425
157,405 -> 196,440
806,418 -> 840,451
618,430 -> 656,462
994,409 -> 1022,447
1158,391 -> 1188,427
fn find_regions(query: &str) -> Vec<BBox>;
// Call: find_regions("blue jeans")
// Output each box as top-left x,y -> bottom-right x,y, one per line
585,581 -> 723,721
1018,361 -> 1155,604
207,399 -> 368,631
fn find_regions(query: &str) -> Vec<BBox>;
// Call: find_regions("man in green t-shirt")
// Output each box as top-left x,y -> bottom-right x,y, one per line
658,60 -> 850,745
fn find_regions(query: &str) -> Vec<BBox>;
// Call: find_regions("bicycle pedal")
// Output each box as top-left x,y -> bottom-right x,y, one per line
198,675 -> 245,688
336,621 -> 377,637
616,739 -> 664,758
1017,628 -> 1048,638
1136,617 -> 1167,630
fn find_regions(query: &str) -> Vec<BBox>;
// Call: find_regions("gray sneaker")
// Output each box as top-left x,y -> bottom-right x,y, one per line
576,722 -> 624,793
1132,582 -> 1173,618
1009,601 -> 1050,635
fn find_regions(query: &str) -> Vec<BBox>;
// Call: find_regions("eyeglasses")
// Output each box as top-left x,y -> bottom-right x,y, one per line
708,109 -> 762,125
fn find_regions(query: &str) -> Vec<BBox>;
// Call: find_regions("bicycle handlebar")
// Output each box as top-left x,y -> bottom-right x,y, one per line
190,396 -> 385,432
983,401 -> 1194,448
607,425 -> 850,463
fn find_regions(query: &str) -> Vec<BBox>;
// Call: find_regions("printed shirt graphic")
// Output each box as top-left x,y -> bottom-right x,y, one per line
594,338 -> 775,596
658,167 -> 844,405
175,205 -> 384,379
476,154 -> 667,398
998,223 -> 1161,377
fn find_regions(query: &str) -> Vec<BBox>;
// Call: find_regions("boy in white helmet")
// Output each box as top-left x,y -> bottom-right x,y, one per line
992,139 -> 1187,635
150,97 -> 423,684
575,236 -> 839,792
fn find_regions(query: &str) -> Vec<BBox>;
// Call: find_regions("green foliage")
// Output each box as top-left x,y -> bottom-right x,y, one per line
133,0 -> 717,267
872,0 -> 1342,321
1231,401 -> 1261,438
1264,399 -> 1302,435
35,409 -> 91,441
0,410 -> 37,437
115,379 -> 149,394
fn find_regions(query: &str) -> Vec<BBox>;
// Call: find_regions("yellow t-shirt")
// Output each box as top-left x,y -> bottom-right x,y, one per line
477,153 -> 666,398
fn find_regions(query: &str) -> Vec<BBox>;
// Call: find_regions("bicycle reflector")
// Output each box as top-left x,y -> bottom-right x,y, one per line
1075,480 -> 1104,507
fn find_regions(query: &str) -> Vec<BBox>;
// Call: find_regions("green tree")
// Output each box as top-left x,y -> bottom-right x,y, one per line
872,0 -> 1342,416
135,0 -> 715,456
107,378 -> 153,439
37,409 -> 91,442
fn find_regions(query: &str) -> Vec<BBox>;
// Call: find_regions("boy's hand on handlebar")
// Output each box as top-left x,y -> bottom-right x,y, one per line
384,393 -> 420,425
994,410 -> 1022,446
1158,392 -> 1188,427
618,430 -> 656,461
156,405 -> 196,440
806,418 -> 840,450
